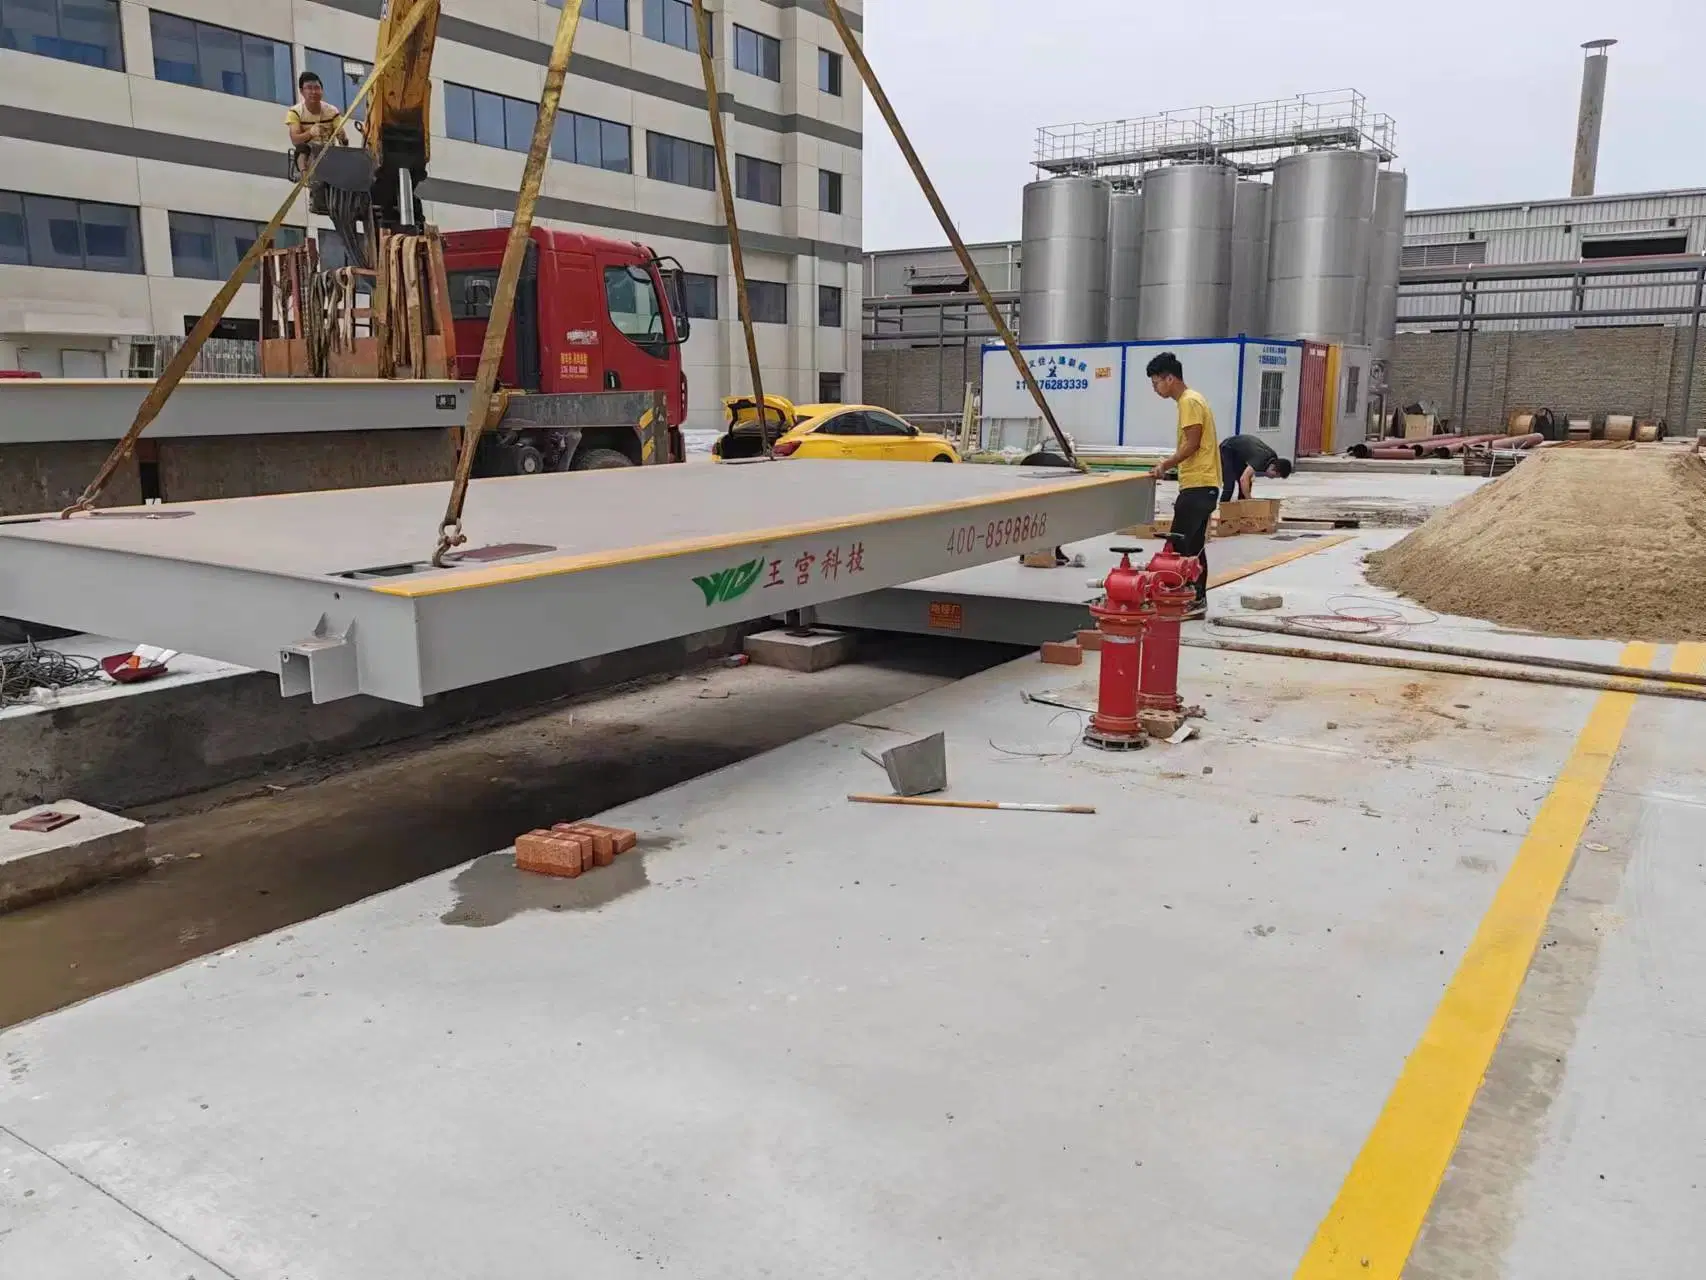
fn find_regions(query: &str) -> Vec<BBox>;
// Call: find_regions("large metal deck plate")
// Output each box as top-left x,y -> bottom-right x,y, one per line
0,462 -> 1149,706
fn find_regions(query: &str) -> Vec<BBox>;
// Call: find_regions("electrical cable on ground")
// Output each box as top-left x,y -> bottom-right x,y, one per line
0,644 -> 103,706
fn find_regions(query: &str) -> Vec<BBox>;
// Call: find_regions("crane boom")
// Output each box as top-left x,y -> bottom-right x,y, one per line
363,0 -> 441,235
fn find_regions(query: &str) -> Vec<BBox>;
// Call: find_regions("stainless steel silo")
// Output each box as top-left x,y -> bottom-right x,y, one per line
1136,163 -> 1235,340
1106,189 -> 1144,341
1264,148 -> 1379,344
1020,176 -> 1110,345
1361,169 -> 1408,361
1228,180 -> 1271,338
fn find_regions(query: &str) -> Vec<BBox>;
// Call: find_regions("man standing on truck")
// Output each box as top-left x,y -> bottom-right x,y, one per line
1218,434 -> 1293,503
286,71 -> 349,177
1146,351 -> 1220,619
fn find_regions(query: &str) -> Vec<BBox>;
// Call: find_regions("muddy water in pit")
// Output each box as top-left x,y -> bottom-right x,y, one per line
0,637 -> 1017,1029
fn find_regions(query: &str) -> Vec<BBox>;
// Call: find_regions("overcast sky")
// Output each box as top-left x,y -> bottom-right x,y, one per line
857,0 -> 1702,250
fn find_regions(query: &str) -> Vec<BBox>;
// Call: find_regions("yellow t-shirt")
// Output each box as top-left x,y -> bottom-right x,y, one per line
286,101 -> 344,143
1175,387 -> 1222,491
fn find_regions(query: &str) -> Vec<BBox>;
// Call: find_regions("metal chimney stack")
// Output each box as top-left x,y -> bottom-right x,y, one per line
1572,39 -> 1616,198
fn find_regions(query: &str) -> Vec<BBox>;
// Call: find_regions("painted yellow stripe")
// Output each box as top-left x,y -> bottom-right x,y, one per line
372,471 -> 1140,598
1207,535 -> 1355,590
1294,640 -> 1658,1280
1670,641 -> 1706,682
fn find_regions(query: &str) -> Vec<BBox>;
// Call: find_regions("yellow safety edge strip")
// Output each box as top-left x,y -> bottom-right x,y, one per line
1293,639 -> 1659,1279
370,471 -> 1140,598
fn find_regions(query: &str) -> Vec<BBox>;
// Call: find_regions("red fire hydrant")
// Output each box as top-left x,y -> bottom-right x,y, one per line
1084,547 -> 1153,751
1136,541 -> 1203,736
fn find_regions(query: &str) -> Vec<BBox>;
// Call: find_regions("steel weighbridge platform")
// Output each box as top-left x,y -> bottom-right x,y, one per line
0,461 -> 1149,706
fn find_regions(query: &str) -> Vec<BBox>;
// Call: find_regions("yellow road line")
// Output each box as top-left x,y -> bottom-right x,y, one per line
1670,641 -> 1706,681
1294,640 -> 1658,1280
373,471 -> 1140,597
1207,535 -> 1355,590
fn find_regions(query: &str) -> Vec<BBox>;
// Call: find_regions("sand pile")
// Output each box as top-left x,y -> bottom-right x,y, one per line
1366,449 -> 1706,642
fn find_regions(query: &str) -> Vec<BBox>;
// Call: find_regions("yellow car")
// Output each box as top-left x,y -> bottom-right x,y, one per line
713,396 -> 961,463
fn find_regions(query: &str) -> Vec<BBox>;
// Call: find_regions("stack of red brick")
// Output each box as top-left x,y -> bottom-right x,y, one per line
515,823 -> 638,878
1039,630 -> 1104,667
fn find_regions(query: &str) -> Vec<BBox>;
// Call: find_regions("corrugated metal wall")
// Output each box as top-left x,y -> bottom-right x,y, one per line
1399,189 -> 1706,331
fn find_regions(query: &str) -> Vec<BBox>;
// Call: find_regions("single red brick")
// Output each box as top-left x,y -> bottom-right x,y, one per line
1040,641 -> 1083,667
517,830 -> 585,879
572,822 -> 638,856
558,823 -> 616,867
1076,629 -> 1104,652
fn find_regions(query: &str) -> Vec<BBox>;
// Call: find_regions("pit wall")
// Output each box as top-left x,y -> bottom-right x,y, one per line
1,430 -> 455,516
0,625 -> 750,813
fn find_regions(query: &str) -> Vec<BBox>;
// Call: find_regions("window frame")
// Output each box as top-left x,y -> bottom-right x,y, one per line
148,11 -> 294,105
547,0 -> 628,26
642,0 -> 703,52
733,24 -> 781,81
0,0 -> 125,72
168,210 -> 303,281
742,279 -> 789,326
303,47 -> 370,121
1258,371 -> 1284,433
444,81 -> 543,152
736,154 -> 783,206
817,283 -> 844,328
552,109 -> 633,174
818,48 -> 842,96
818,169 -> 843,215
2,189 -> 143,274
647,131 -> 717,191
680,271 -> 720,321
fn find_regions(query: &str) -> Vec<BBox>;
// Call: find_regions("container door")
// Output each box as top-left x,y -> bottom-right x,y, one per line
1297,342 -> 1329,456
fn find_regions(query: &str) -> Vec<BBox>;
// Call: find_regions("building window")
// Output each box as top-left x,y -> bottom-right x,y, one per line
150,12 -> 293,104
642,0 -> 701,52
647,131 -> 716,190
818,284 -> 843,328
818,372 -> 844,403
546,0 -> 628,25
168,212 -> 304,281
742,280 -> 788,325
0,190 -> 142,273
819,169 -> 843,215
1343,365 -> 1361,415
1258,371 -> 1283,432
0,0 -> 123,71
736,155 -> 782,206
681,271 -> 719,320
818,48 -> 842,95
553,110 -> 632,173
733,24 -> 781,81
444,82 -> 539,153
1400,241 -> 1487,269
304,48 -> 369,121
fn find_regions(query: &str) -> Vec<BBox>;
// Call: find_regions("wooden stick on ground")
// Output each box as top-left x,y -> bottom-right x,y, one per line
848,795 -> 1096,815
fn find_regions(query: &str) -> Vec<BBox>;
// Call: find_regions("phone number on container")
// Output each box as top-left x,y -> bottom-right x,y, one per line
945,512 -> 1050,556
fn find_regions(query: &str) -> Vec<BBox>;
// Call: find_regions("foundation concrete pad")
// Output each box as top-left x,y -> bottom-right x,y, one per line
0,800 -> 147,914
743,628 -> 858,672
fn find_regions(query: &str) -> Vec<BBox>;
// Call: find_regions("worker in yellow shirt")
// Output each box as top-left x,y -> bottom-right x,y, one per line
286,71 -> 349,177
1147,351 -> 1221,618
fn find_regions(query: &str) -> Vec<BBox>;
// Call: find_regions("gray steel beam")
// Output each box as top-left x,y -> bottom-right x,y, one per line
0,463 -> 1152,707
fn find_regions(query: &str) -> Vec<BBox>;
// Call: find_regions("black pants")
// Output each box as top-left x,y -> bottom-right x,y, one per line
1172,487 -> 1218,604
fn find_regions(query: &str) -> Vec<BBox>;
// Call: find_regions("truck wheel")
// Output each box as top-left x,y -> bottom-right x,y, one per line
510,443 -> 545,475
573,448 -> 634,471
931,454 -> 954,462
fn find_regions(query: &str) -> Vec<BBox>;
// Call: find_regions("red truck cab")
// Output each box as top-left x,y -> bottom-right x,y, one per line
441,227 -> 691,471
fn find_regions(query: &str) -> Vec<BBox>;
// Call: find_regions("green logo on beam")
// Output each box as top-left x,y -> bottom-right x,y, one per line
694,557 -> 766,607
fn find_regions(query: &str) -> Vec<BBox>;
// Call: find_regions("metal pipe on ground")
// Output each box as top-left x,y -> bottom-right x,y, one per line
1211,618 -> 1706,688
1183,637 -> 1706,704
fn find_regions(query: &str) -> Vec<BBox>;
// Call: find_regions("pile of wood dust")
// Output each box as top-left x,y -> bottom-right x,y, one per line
1366,448 -> 1706,641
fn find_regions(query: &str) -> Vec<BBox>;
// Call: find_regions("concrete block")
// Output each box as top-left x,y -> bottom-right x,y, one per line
0,800 -> 148,914
743,629 -> 858,673
1076,629 -> 1104,652
1040,641 -> 1083,667
1240,592 -> 1285,612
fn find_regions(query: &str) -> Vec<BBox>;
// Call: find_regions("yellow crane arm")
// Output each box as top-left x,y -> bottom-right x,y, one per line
363,0 -> 442,231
